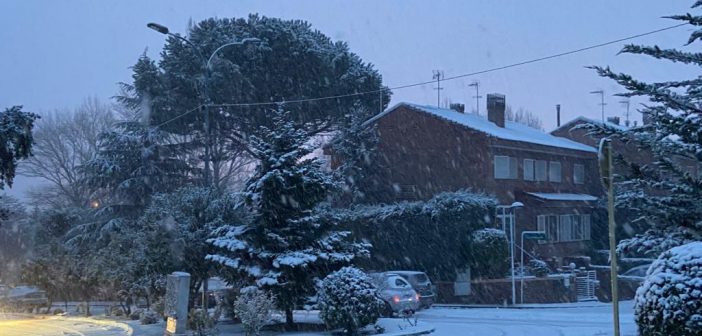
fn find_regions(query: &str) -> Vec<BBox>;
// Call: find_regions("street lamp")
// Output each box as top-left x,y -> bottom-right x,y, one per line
496,201 -> 524,306
146,22 -> 260,187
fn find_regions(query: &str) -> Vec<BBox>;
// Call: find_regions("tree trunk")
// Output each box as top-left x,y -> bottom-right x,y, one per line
45,299 -> 53,314
285,308 -> 294,330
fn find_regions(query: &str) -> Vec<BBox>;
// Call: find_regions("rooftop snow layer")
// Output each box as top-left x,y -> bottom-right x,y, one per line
553,116 -> 629,133
367,103 -> 597,153
526,192 -> 598,201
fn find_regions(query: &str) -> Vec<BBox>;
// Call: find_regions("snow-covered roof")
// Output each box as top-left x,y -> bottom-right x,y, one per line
526,192 -> 598,202
552,116 -> 628,134
366,103 -> 597,153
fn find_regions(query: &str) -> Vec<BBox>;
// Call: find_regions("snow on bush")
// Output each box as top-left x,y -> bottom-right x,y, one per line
527,259 -> 550,277
617,228 -> 696,258
234,287 -> 276,336
635,242 -> 702,336
139,309 -> 160,325
469,228 -> 509,279
318,267 -> 382,335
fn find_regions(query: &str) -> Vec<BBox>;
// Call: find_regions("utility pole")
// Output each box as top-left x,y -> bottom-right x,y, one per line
590,90 -> 606,122
469,82 -> 482,115
433,70 -> 444,108
599,138 -> 620,336
619,99 -> 631,127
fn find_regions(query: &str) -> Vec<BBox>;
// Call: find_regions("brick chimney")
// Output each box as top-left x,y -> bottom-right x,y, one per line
487,93 -> 506,127
450,103 -> 465,113
607,116 -> 621,125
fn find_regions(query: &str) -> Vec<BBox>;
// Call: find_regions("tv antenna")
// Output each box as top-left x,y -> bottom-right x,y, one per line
433,70 -> 444,108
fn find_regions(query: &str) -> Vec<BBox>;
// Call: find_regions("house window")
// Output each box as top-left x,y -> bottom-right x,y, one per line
494,155 -> 517,179
523,159 -> 535,181
535,160 -> 547,181
574,164 -> 585,184
549,162 -> 562,182
537,214 -> 591,243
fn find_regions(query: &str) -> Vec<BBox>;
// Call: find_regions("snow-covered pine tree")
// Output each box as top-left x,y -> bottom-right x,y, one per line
329,107 -> 379,204
208,106 -> 369,328
0,105 -> 39,190
589,3 -> 702,256
0,106 -> 39,220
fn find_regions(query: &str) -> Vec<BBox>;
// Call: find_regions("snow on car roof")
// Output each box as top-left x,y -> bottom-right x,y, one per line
365,103 -> 597,153
526,192 -> 598,201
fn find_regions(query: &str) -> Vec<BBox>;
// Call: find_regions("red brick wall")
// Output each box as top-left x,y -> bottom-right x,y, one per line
360,106 -> 604,263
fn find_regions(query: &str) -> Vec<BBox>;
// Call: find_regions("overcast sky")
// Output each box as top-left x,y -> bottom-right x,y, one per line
1,0 -> 698,200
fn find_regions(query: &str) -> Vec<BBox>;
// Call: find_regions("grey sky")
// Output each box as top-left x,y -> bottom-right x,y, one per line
1,0 -> 698,199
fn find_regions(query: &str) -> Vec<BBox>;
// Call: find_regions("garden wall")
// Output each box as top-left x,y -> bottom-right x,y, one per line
436,275 -> 578,304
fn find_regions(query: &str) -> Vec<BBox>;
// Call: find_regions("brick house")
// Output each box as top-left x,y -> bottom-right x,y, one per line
351,94 -> 604,266
551,116 -> 699,179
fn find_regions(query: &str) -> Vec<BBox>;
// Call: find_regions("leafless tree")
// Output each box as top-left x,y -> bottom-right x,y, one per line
506,105 -> 544,131
20,98 -> 115,207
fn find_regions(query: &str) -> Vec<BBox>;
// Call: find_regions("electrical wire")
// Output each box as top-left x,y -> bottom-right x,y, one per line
155,23 -> 688,127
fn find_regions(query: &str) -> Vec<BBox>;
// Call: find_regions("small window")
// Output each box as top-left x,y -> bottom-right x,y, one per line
535,160 -> 547,181
549,162 -> 562,182
494,156 -> 517,179
523,159 -> 535,181
574,164 -> 585,184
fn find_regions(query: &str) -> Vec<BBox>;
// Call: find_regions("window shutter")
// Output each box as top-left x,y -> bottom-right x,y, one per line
584,215 -> 591,240
536,160 -> 548,181
524,159 -> 535,181
549,162 -> 562,182
537,215 -> 546,244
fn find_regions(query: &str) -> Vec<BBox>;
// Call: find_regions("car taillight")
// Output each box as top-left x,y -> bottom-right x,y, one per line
393,295 -> 400,303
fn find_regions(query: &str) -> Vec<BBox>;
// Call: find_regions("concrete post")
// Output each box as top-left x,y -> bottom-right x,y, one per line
164,272 -> 191,336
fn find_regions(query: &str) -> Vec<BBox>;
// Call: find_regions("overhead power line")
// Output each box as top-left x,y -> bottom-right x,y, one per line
155,23 -> 687,128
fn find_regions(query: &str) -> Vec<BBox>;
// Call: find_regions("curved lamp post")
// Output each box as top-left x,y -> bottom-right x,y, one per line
497,201 -> 524,305
147,22 -> 260,187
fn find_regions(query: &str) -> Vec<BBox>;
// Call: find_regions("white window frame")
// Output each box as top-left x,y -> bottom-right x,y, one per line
549,161 -> 562,182
494,156 -> 510,179
494,155 -> 517,179
535,160 -> 548,181
574,164 -> 585,184
523,159 -> 535,181
537,214 -> 592,243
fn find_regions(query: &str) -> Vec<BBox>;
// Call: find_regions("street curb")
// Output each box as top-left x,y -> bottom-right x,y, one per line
433,303 -> 604,310
386,327 -> 435,336
59,316 -> 134,335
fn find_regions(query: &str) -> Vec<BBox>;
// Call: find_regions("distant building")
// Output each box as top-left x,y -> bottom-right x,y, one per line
551,116 -> 699,178
341,94 -> 605,266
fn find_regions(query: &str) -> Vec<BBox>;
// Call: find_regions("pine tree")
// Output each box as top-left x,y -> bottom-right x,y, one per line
208,107 -> 369,328
329,107 -> 379,204
0,106 -> 39,190
0,106 -> 39,220
589,3 -> 702,256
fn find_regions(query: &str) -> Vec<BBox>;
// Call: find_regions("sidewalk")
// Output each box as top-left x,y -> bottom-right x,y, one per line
434,300 -> 610,310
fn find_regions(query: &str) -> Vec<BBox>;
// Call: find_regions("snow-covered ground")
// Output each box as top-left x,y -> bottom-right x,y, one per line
129,300 -> 635,336
418,300 -> 637,336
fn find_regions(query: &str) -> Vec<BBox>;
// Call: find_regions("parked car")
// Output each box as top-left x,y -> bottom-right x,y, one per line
619,264 -> 651,281
391,271 -> 435,309
0,285 -> 48,312
370,272 -> 420,317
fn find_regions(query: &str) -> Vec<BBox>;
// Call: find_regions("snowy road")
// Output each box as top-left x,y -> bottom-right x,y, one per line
0,314 -> 129,336
416,301 -> 637,336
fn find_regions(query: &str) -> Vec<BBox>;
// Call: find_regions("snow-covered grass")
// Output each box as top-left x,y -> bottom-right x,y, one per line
126,301 -> 637,335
